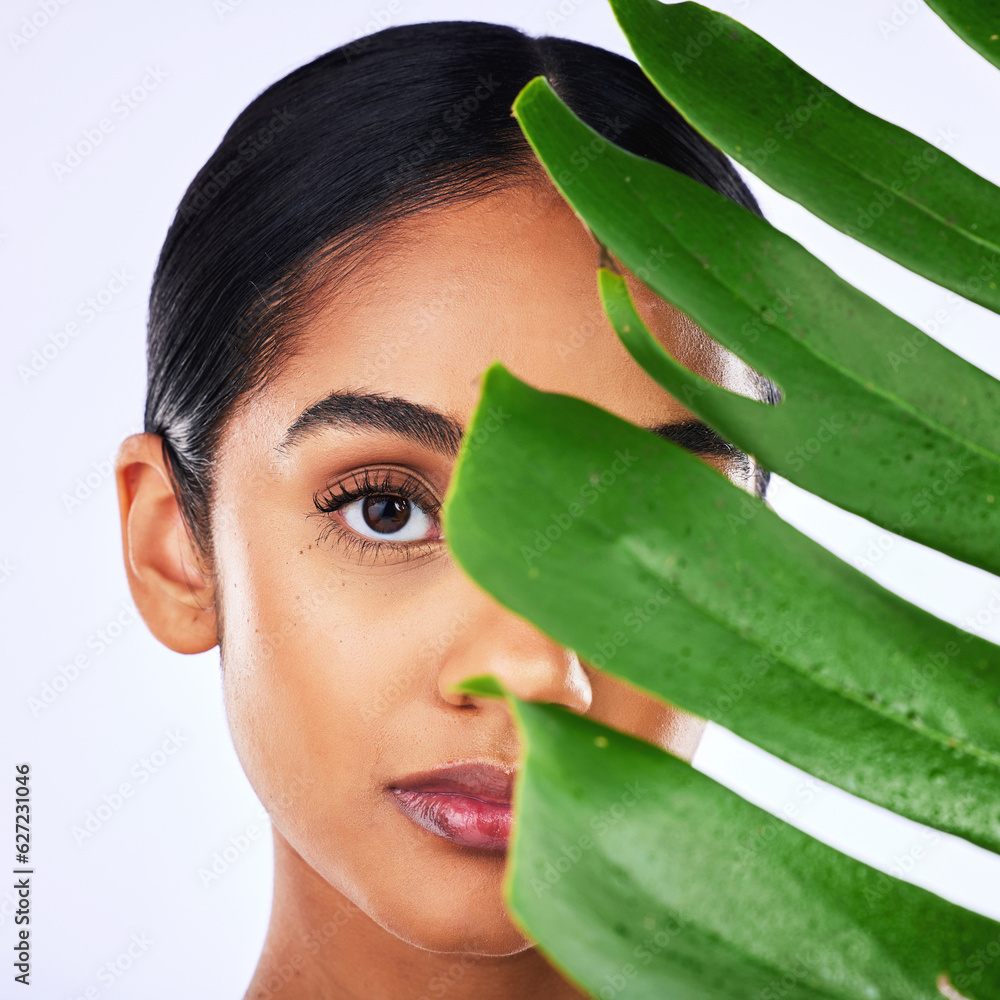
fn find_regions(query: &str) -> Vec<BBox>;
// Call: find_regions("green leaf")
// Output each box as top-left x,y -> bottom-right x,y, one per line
451,674 -> 506,699
925,0 -> 1000,72
443,365 -> 1000,854
604,0 -> 1000,312
511,76 -> 1000,578
504,693 -> 1000,1000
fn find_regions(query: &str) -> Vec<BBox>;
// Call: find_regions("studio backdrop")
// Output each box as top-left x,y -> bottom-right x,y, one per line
3,0 -> 1000,996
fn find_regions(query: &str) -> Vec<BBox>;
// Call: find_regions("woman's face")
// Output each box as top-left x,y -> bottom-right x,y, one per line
176,180 -> 755,956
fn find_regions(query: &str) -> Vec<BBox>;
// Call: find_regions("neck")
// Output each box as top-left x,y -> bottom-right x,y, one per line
244,829 -> 587,1000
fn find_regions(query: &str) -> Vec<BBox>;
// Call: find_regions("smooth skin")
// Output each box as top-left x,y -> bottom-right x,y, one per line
116,176 -> 760,1000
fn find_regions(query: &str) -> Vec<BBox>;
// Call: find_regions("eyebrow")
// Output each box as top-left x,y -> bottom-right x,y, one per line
279,390 -> 742,462
649,420 -> 742,459
280,392 -> 463,455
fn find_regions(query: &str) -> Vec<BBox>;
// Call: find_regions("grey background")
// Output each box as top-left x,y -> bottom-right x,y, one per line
3,0 -> 1000,995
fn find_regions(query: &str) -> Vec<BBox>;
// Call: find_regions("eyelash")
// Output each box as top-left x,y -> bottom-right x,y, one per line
312,468 -> 443,560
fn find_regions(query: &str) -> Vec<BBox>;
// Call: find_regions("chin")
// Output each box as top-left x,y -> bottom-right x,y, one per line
376,894 -> 536,957
312,828 -> 536,956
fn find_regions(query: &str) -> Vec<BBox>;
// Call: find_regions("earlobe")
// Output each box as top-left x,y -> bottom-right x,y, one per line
115,433 -> 218,655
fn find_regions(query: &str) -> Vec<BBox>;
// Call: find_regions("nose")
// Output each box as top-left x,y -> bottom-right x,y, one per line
438,584 -> 592,714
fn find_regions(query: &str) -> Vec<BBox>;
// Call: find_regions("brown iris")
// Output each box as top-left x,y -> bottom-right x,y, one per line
362,495 -> 411,534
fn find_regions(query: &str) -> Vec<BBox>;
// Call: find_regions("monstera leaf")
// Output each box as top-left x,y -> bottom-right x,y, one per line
924,0 -> 1000,71
604,0 -> 1000,312
509,74 -> 1000,579
448,364 -> 1000,854
456,677 -> 1000,1000
443,1 -> 1000,997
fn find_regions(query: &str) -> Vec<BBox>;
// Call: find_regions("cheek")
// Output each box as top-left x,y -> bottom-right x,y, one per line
215,538 -> 446,845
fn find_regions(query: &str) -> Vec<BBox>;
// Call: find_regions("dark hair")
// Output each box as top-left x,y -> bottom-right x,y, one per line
145,20 -> 767,557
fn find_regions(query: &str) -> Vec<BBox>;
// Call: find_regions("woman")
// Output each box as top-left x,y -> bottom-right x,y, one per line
114,20 -> 770,999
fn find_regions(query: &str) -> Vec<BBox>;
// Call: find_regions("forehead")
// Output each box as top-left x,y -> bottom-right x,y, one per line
219,181 -> 743,461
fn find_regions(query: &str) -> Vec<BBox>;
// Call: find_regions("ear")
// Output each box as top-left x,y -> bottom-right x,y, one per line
115,433 -> 218,654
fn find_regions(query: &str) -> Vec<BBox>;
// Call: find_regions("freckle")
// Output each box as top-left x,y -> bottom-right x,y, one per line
299,550 -> 303,555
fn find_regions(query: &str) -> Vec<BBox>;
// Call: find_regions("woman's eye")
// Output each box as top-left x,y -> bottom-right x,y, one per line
340,494 -> 437,542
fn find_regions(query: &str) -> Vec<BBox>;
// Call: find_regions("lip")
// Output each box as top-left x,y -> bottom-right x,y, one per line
388,761 -> 515,852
